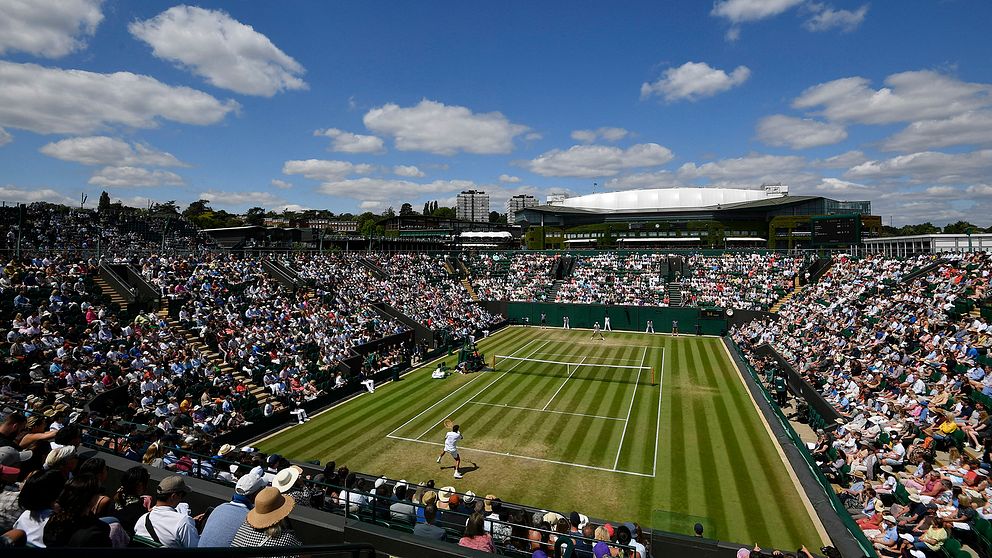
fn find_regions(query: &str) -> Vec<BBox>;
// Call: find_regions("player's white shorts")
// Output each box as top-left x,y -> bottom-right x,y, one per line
446,450 -> 460,460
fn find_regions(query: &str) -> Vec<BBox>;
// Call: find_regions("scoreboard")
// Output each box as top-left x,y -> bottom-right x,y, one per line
811,214 -> 861,246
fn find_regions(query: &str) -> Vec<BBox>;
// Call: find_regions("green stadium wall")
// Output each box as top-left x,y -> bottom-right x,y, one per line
504,302 -> 727,335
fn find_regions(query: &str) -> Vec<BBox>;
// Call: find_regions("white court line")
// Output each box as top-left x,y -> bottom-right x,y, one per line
470,400 -> 625,421
543,355 -> 588,411
613,346 -> 648,471
414,339 -> 551,440
386,434 -> 654,478
531,351 -> 644,364
652,346 -> 666,477
386,337 -> 539,439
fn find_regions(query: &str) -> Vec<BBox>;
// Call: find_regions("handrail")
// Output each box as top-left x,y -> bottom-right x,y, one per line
98,263 -> 138,299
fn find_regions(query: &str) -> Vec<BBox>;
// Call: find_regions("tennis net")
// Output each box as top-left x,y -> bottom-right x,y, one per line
493,354 -> 654,385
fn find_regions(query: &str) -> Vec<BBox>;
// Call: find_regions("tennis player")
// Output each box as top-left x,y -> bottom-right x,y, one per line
591,321 -> 605,340
437,424 -> 464,478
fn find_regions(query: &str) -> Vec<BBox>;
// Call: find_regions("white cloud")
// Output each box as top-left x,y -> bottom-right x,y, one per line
129,5 -> 305,97
364,99 -> 529,155
793,70 -> 992,125
604,170 -> 685,191
880,111 -> 992,152
711,0 -> 804,23
88,166 -> 184,188
845,149 -> 992,184
524,132 -> 543,141
199,189 -> 285,208
393,165 -> 425,178
526,143 -> 674,178
756,115 -> 847,149
40,136 -> 186,167
0,185 -> 74,204
499,174 -> 521,183
0,0 -> 103,58
282,159 -> 375,182
0,128 -> 10,146
0,61 -> 239,135
314,128 -> 385,154
804,3 -> 869,32
641,61 -> 750,102
571,127 -> 629,143
677,153 -> 815,189
317,177 -> 474,204
270,179 -> 293,189
571,130 -> 596,143
812,177 -> 868,193
813,150 -> 867,168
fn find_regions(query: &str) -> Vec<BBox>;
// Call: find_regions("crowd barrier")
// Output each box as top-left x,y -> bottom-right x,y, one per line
503,301 -> 727,336
726,338 -> 876,558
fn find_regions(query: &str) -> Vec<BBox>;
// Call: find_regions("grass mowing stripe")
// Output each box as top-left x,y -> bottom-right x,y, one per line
264,327 -> 530,455
681,340 -> 713,517
710,351 -> 814,546
663,339 -> 688,516
581,353 -> 633,469
691,339 -> 772,545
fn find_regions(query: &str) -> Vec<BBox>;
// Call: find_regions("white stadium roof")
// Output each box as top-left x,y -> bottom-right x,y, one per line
559,187 -> 785,212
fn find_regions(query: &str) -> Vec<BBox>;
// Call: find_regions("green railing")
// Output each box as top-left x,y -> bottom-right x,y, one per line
727,339 -> 878,558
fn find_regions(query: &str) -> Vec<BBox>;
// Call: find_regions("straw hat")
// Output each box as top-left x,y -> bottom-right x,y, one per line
272,466 -> 302,493
217,444 -> 236,457
437,486 -> 455,503
247,487 -> 295,529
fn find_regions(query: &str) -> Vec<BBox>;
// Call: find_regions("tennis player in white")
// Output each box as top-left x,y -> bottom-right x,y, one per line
437,424 -> 464,478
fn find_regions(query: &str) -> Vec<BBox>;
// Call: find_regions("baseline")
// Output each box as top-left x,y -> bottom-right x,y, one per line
385,434 -> 654,478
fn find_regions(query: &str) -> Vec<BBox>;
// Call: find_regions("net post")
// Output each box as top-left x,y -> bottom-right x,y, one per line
492,355 -> 497,369
651,367 -> 656,386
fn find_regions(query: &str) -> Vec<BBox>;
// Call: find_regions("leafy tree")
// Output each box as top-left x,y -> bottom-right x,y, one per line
245,206 -> 266,226
183,199 -> 212,219
400,203 -> 416,216
433,206 -> 456,219
488,211 -> 503,223
423,202 -> 431,215
943,220 -> 979,234
383,206 -> 396,218
97,191 -> 111,213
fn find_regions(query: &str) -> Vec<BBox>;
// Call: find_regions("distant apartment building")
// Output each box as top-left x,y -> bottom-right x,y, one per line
456,190 -> 490,222
546,193 -> 569,205
506,194 -> 538,224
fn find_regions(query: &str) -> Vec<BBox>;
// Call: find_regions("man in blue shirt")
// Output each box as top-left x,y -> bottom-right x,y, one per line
198,470 -> 267,547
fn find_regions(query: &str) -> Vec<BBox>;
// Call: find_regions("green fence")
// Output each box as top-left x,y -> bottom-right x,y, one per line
506,302 -> 727,335
727,339 -> 877,558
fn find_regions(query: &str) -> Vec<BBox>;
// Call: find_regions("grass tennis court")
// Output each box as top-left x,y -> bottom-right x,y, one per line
256,326 -> 826,549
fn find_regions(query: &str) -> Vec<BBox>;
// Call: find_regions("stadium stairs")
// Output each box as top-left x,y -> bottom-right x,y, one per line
93,268 -> 131,314
156,300 -> 280,412
769,287 -> 800,314
546,278 -> 564,301
666,283 -> 682,306
357,257 -> 390,280
460,277 -> 479,301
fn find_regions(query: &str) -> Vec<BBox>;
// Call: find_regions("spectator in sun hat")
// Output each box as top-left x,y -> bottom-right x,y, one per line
198,470 -> 267,548
134,476 -> 200,548
43,446 -> 76,478
273,465 -> 316,508
483,495 -> 511,545
231,486 -> 303,548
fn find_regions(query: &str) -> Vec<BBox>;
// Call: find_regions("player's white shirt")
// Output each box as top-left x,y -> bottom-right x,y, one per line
444,431 -> 462,452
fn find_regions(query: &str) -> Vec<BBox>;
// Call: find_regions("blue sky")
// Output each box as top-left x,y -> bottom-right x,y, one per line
1,0 -> 991,225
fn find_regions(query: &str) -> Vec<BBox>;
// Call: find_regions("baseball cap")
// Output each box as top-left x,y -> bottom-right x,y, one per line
235,471 -> 268,496
157,475 -> 191,495
0,446 -> 32,466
